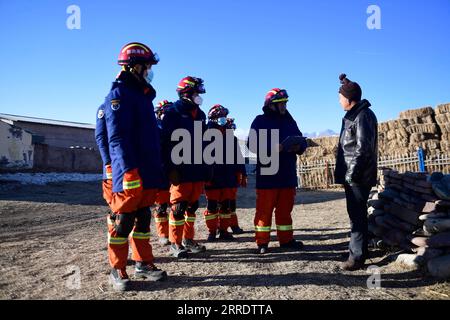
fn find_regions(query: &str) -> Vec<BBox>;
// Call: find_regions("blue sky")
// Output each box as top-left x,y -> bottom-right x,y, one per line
0,0 -> 449,137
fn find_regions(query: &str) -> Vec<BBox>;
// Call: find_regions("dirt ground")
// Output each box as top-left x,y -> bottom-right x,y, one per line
0,176 -> 449,300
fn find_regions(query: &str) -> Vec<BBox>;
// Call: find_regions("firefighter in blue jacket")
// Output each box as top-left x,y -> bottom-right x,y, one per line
153,100 -> 173,246
248,88 -> 308,254
160,76 -> 210,258
97,42 -> 167,291
203,105 -> 247,242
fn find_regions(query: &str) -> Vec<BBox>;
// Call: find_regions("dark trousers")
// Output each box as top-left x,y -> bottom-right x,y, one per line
344,183 -> 371,262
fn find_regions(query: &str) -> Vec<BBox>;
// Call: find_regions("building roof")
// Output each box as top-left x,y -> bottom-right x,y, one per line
0,113 -> 95,130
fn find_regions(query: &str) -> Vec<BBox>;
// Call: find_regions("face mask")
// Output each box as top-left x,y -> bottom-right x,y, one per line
193,95 -> 203,105
217,117 -> 227,126
145,69 -> 154,84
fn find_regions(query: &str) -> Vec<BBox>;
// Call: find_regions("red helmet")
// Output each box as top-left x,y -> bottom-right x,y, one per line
154,100 -> 173,114
208,104 -> 229,120
264,88 -> 289,106
118,42 -> 159,66
176,76 -> 206,96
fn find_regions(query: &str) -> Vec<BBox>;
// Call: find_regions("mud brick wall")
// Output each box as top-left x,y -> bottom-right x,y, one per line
33,144 -> 102,173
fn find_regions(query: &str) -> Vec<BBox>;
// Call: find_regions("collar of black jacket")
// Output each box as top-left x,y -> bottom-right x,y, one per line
262,105 -> 295,121
344,99 -> 371,121
115,71 -> 156,98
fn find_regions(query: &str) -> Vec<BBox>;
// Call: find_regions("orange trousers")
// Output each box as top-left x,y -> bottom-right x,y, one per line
106,184 -> 157,269
254,188 -> 296,246
169,182 -> 204,245
204,188 -> 235,233
154,189 -> 170,238
102,179 -> 113,205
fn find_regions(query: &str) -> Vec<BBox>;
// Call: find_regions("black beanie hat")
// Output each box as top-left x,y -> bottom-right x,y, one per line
339,74 -> 362,103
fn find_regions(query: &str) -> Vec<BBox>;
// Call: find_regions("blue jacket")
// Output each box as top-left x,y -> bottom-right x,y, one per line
205,122 -> 247,190
156,117 -> 170,190
95,104 -> 110,180
248,107 -> 307,189
160,98 -> 211,183
101,71 -> 163,193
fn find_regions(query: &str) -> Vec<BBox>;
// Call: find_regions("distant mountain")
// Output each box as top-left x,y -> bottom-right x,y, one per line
303,129 -> 339,138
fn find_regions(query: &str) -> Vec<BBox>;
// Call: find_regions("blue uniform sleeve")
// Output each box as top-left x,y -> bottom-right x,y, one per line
95,105 -> 111,165
160,111 -> 176,173
105,91 -> 138,173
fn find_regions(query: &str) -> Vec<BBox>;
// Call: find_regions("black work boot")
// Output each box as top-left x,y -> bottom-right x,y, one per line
231,225 -> 244,234
219,230 -> 234,241
134,262 -> 168,281
109,268 -> 130,292
280,239 -> 304,251
257,244 -> 269,255
207,232 -> 217,242
182,239 -> 206,253
170,243 -> 189,258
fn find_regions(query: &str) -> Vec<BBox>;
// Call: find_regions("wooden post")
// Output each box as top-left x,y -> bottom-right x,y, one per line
325,160 -> 329,189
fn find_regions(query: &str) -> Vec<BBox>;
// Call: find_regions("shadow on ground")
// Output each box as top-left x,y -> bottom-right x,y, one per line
0,181 -> 106,206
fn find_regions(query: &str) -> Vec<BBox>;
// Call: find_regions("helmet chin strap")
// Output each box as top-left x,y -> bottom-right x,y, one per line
128,64 -> 147,82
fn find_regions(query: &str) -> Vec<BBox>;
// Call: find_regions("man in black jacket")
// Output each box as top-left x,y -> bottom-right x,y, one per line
335,74 -> 378,271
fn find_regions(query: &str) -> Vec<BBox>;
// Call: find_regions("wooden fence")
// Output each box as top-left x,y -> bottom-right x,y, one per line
297,152 -> 450,189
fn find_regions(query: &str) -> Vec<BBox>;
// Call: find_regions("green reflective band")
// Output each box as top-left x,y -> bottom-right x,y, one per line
276,225 -> 293,231
131,232 -> 150,240
185,216 -> 196,223
272,98 -> 289,103
220,214 -> 232,219
108,236 -> 128,245
204,214 -> 219,221
255,226 -> 271,232
155,218 -> 168,223
169,220 -> 185,226
123,179 -> 141,190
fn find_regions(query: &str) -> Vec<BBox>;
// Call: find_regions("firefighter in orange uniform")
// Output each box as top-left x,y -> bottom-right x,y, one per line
97,42 -> 167,291
160,76 -> 210,258
203,105 -> 247,241
248,88 -> 308,254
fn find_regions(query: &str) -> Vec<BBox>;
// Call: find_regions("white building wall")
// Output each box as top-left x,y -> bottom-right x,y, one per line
0,120 -> 34,170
